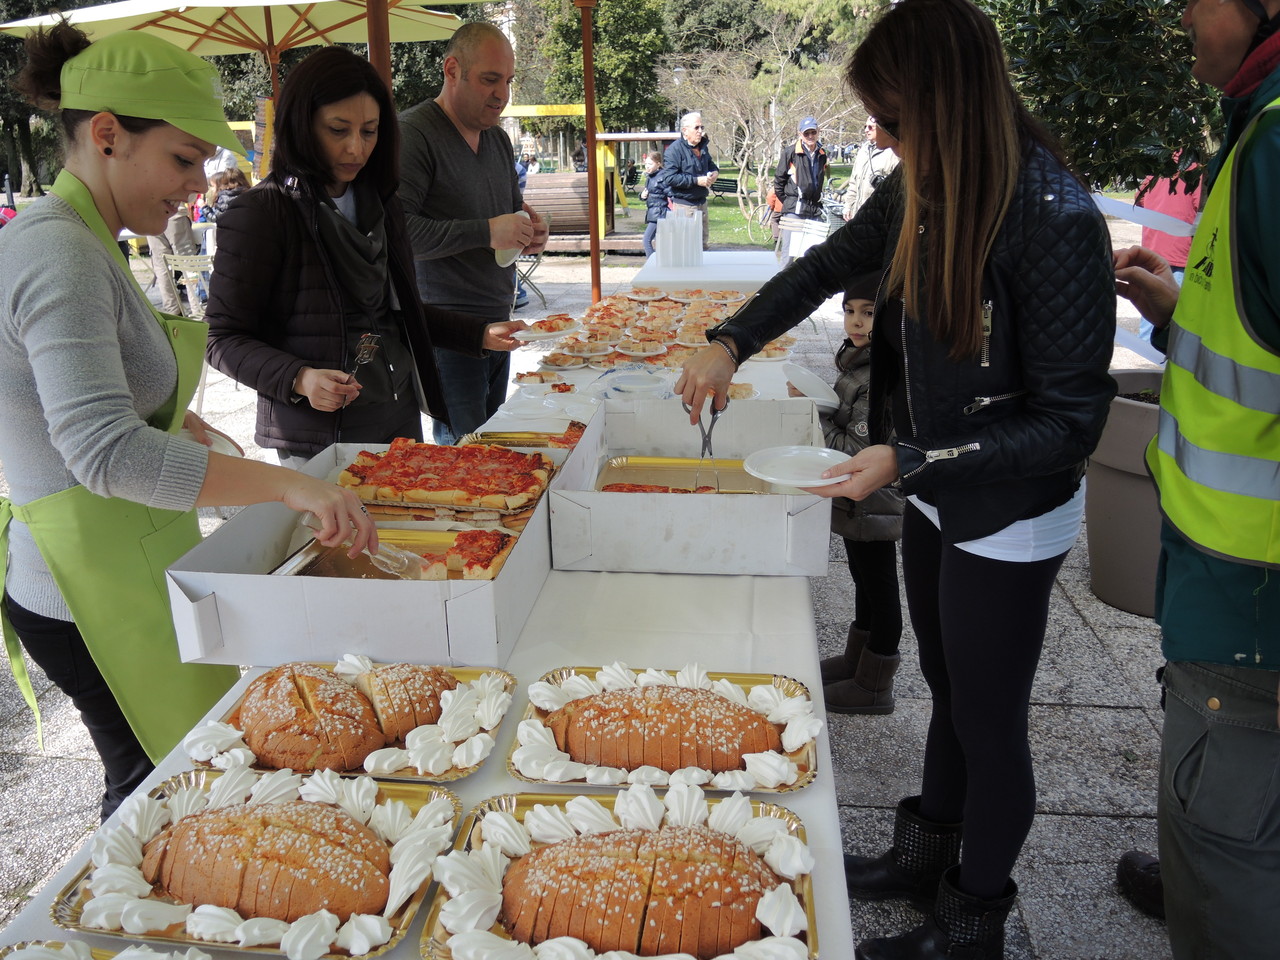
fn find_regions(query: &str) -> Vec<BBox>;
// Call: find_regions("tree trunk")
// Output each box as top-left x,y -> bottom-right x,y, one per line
1,121 -> 18,199
15,115 -> 44,198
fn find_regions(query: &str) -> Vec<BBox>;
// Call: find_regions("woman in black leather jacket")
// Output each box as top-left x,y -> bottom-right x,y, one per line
678,3 -> 1115,957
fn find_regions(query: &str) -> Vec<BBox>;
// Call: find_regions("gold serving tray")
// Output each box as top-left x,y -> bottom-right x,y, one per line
209,664 -> 517,783
507,666 -> 817,794
0,942 -> 114,960
420,791 -> 817,960
597,456 -> 767,495
271,530 -> 521,581
457,422 -> 588,449
52,769 -> 461,960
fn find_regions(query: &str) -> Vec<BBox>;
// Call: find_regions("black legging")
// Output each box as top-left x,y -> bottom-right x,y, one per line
842,537 -> 903,656
900,502 -> 1067,899
5,596 -> 153,822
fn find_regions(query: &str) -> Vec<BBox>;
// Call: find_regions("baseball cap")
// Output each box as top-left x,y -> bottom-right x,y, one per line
59,33 -> 245,157
799,116 -> 818,133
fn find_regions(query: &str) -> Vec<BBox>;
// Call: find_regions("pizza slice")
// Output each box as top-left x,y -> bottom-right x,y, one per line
447,529 -> 517,580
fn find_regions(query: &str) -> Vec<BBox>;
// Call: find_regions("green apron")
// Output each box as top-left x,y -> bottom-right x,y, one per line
0,171 -> 237,762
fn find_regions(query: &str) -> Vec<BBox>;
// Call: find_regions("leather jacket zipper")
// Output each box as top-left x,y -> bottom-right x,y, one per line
899,441 -> 981,480
980,300 -> 993,367
963,390 -> 1026,415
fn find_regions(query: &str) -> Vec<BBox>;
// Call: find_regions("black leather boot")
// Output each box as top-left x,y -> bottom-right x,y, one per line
855,866 -> 1017,960
845,797 -> 962,909
825,648 -> 901,714
1116,850 -> 1165,920
820,624 -> 869,685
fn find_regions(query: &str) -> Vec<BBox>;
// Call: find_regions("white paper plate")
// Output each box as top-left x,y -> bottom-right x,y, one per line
494,210 -> 530,267
743,446 -> 851,486
563,341 -> 612,357
179,427 -> 243,458
782,362 -> 839,411
747,350 -> 791,362
539,356 -> 587,370
560,398 -> 602,420
504,396 -> 563,418
513,321 -> 582,342
615,343 -> 667,357
610,372 -> 668,393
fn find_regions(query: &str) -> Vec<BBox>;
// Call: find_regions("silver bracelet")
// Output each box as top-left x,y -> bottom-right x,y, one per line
712,337 -> 740,369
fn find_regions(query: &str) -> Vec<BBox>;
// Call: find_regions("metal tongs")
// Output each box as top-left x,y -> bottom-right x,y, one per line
681,397 -> 730,492
302,513 -> 424,580
342,333 -> 382,408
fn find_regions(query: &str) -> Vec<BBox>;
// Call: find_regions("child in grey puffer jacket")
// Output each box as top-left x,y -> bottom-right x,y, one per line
809,273 -> 904,713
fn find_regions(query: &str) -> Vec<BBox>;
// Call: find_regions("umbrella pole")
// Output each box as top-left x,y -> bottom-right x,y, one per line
367,0 -> 392,92
575,0 -> 600,304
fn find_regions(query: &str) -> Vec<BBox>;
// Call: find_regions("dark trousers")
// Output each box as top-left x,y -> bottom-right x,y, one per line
900,503 -> 1067,898
842,537 -> 902,656
5,597 -> 153,821
430,348 -> 512,445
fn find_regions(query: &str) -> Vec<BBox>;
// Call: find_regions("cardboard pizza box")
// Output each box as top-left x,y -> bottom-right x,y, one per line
166,442 -> 566,669
549,398 -> 832,575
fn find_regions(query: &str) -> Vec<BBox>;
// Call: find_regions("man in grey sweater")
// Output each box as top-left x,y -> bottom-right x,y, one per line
400,21 -> 548,444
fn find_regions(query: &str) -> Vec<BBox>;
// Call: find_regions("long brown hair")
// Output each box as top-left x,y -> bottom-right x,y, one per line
847,0 -> 1071,360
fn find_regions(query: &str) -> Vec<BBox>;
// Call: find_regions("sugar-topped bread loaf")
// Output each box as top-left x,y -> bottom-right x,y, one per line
543,686 -> 783,773
236,662 -> 388,771
354,662 -> 458,741
500,823 -> 779,958
140,801 -> 390,922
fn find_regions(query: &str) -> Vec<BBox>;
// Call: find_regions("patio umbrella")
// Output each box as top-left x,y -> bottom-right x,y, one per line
0,0 -> 462,98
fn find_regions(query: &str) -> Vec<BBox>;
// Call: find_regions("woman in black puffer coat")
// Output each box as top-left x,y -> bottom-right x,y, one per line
677,3 -> 1115,957
206,47 -> 521,462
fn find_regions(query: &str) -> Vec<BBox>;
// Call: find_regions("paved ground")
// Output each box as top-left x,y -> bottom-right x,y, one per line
0,221 -> 1175,958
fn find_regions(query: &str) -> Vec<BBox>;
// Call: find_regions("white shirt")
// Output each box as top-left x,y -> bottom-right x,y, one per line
908,481 -> 1085,562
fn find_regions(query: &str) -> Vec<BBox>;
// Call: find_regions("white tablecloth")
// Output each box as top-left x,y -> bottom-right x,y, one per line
631,251 -> 782,294
0,572 -> 855,960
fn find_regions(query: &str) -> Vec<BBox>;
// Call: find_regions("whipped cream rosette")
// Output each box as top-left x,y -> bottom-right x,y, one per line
509,663 -> 821,793
1,942 -> 216,960
183,657 -> 514,782
421,784 -> 815,960
53,768 -> 460,960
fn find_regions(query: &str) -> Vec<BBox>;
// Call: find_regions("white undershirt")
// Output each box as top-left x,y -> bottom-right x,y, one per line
331,188 -> 357,223
908,479 -> 1085,562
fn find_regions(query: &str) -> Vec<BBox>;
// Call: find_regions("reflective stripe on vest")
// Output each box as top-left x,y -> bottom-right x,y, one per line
1145,98 -> 1280,567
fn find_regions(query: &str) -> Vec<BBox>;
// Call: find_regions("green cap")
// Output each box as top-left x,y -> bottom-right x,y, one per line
59,33 -> 244,157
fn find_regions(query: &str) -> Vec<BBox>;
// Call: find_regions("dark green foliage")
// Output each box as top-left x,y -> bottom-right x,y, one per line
986,0 -> 1220,189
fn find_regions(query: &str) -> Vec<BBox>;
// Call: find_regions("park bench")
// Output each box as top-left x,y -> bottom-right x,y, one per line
522,172 -> 591,233
709,176 -> 740,201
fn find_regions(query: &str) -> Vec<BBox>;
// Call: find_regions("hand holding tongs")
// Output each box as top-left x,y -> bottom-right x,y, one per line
302,513 -> 423,580
343,333 -> 382,408
680,396 -> 730,492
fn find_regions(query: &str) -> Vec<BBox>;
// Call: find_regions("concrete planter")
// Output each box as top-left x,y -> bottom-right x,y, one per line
1086,369 -> 1164,617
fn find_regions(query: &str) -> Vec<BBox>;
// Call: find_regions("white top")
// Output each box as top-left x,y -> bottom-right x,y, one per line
908,480 -> 1085,562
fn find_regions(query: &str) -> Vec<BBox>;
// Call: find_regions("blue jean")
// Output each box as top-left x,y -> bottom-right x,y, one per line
643,221 -> 659,257
430,348 -> 512,445
1139,267 -> 1184,342
1159,660 -> 1280,960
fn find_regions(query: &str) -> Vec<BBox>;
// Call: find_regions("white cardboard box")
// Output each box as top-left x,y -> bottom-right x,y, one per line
166,443 -> 558,669
549,398 -> 832,575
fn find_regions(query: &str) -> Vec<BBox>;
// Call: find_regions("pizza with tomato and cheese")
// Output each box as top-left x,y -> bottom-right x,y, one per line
338,437 -> 553,509
531,315 -> 578,334
418,529 -> 518,580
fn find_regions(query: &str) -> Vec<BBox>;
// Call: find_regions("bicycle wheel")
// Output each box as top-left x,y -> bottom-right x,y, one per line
745,203 -> 773,244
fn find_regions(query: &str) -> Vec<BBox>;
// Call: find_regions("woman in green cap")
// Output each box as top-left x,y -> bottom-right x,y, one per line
0,21 -> 378,819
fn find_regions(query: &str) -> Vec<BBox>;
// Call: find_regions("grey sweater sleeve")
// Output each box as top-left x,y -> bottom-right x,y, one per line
399,110 -> 493,261
0,203 -> 208,508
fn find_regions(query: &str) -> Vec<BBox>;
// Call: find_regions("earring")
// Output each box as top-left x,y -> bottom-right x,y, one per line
103,147 -> 113,156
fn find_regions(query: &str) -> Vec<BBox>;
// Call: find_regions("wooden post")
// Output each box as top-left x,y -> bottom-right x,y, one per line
575,0 -> 601,304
